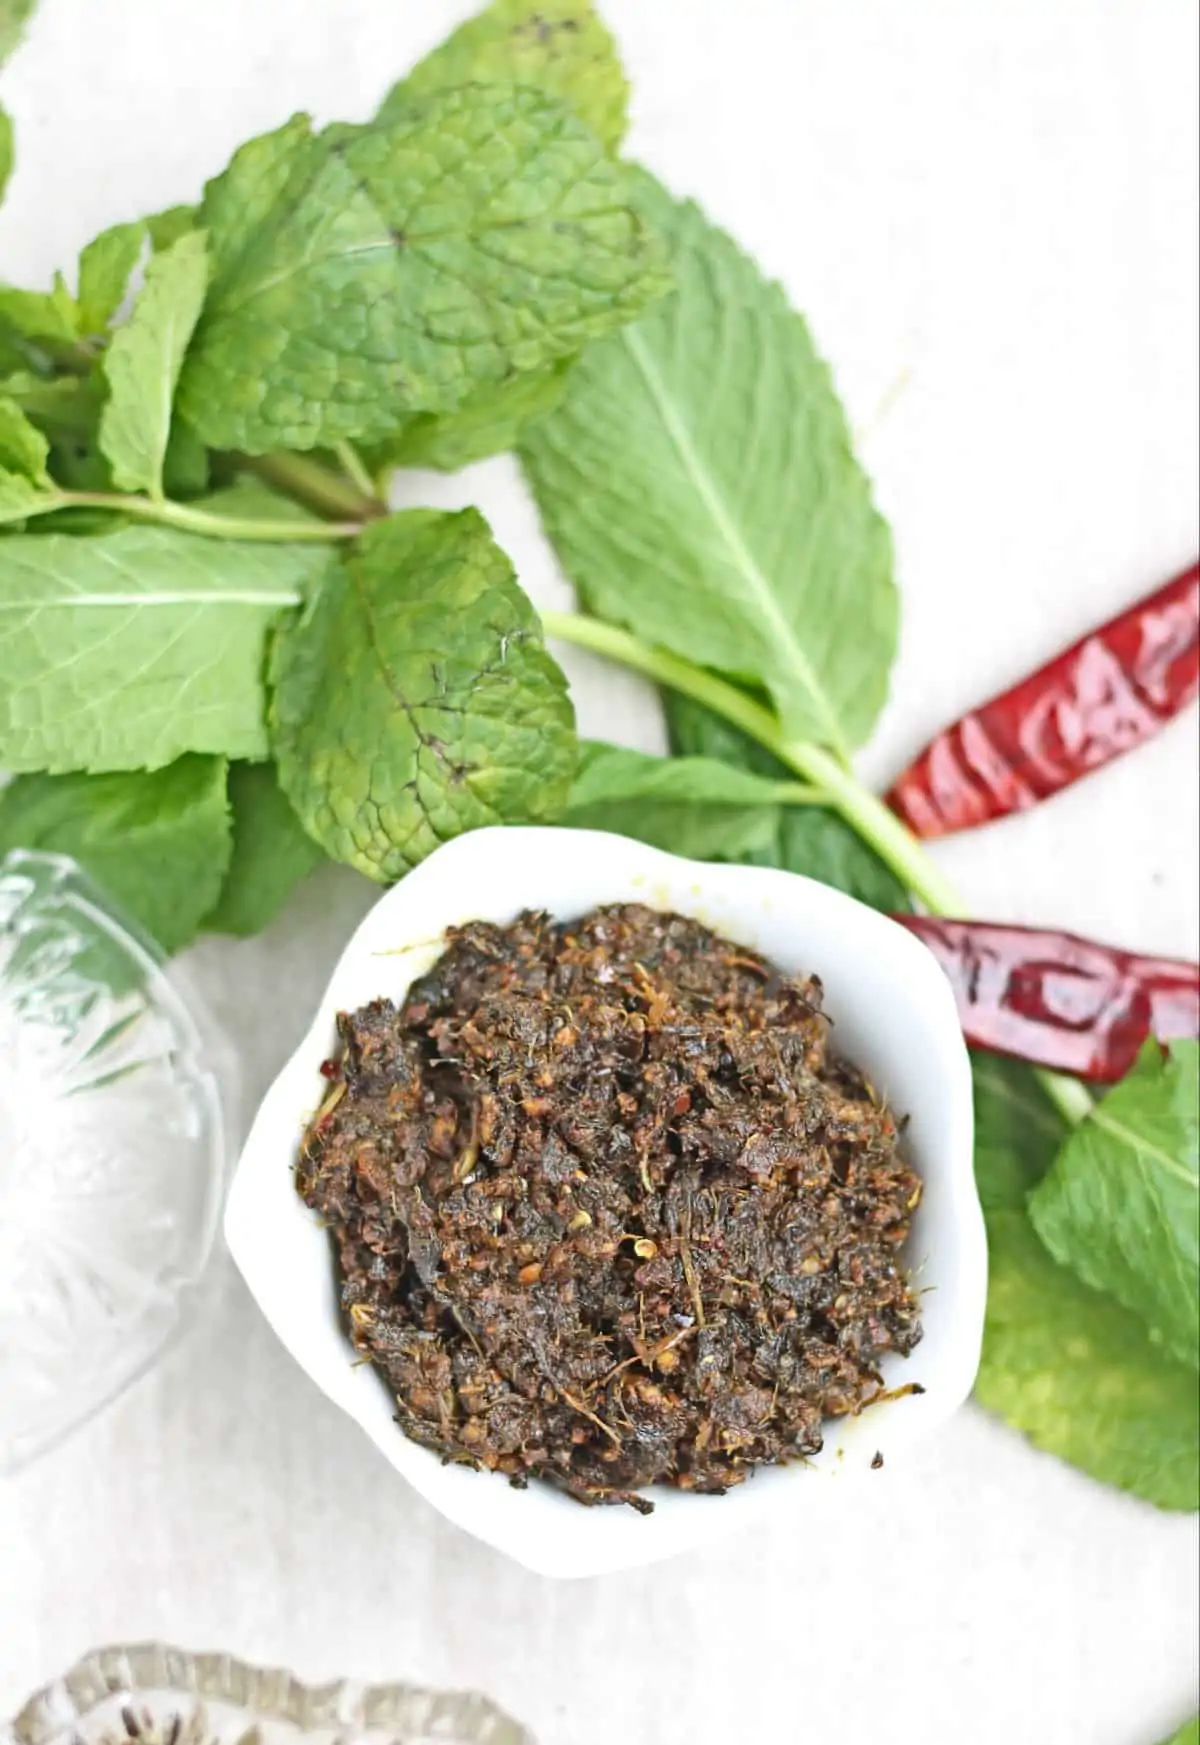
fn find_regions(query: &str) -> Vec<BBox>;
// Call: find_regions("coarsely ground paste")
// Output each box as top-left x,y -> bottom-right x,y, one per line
300,905 -> 923,1510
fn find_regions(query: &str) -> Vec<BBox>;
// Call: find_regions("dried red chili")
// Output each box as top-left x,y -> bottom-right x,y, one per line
895,914 -> 1200,1082
886,564 -> 1200,837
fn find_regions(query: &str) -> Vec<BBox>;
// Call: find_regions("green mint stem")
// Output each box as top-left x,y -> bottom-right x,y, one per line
52,491 -> 360,542
541,609 -> 1095,1129
541,610 -> 959,906
241,450 -> 380,521
1035,1069 -> 1096,1125
334,440 -> 379,503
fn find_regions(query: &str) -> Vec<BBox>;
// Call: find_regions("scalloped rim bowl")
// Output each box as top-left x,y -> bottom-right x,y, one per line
226,827 -> 983,1579
2,1641 -> 532,1745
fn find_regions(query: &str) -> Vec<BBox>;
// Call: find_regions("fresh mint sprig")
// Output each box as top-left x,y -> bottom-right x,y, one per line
523,173 -> 898,760
0,1 -> 656,940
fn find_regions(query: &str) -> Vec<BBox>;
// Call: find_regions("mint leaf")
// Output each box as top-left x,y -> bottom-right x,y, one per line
0,526 -> 327,772
771,812 -> 912,914
0,0 -> 36,65
522,173 -> 897,755
180,89 -> 668,454
0,391 -> 50,481
971,1055 -> 1198,1511
1159,1719 -> 1199,1745
383,0 -> 629,153
99,229 -> 208,499
205,760 -> 325,937
0,756 -> 231,953
0,274 -> 79,344
270,508 -> 576,881
77,220 -> 146,334
146,203 -> 199,252
561,739 -> 812,859
0,105 -> 12,204
194,110 -> 311,275
11,355 -> 207,499
971,1054 -> 1067,1211
665,692 -> 910,911
372,363 -> 571,475
977,1207 -> 1198,1512
1029,1041 -> 1199,1370
1,368 -> 99,437
0,397 -> 55,520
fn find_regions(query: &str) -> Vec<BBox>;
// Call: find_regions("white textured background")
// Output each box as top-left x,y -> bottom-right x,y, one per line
1,2 -> 1198,1741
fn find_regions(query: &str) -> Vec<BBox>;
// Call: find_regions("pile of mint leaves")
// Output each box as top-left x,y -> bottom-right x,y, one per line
2,0 -> 1196,1546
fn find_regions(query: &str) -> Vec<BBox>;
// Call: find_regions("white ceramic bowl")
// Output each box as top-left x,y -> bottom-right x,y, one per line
226,827 -> 983,1579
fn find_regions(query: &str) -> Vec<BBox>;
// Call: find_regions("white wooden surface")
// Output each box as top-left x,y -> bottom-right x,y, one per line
1,3 -> 1197,1741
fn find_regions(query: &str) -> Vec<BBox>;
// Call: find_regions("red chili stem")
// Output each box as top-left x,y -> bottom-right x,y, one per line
887,563 -> 1200,838
894,914 -> 1200,1083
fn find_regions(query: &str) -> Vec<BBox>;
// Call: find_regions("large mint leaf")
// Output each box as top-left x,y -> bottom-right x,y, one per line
0,527 -> 327,772
0,757 -> 231,953
99,229 -> 208,498
205,760 -> 325,937
665,692 -> 909,911
561,739 -> 809,859
1159,1720 -> 1199,1745
381,0 -> 629,153
1029,1041 -> 1199,1370
179,89 -> 668,455
522,175 -> 897,755
271,508 -> 576,881
77,220 -> 146,334
971,1054 -> 1198,1511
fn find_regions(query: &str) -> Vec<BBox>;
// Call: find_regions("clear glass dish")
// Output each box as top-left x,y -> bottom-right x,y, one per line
2,1644 -> 533,1745
0,851 -> 230,1474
